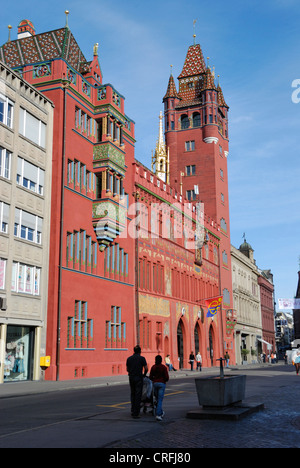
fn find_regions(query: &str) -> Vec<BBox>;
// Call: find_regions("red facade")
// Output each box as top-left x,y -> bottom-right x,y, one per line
258,274 -> 275,353
0,22 -> 236,380
163,44 -> 234,360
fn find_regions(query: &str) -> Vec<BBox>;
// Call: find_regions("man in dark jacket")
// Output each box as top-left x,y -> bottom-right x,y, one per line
126,345 -> 148,418
150,355 -> 169,421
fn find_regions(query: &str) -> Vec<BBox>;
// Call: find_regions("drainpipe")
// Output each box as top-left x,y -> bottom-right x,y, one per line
56,77 -> 69,381
133,190 -> 140,346
218,241 -> 225,360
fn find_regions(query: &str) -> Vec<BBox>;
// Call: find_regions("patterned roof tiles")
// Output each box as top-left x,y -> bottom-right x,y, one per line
202,66 -> 217,91
163,74 -> 180,100
178,44 -> 206,79
0,27 -> 88,72
217,84 -> 229,108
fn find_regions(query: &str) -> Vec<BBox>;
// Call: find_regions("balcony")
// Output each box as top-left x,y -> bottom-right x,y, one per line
92,197 -> 127,252
93,141 -> 125,176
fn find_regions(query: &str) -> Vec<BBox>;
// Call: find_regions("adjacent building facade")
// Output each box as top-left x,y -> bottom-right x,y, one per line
231,241 -> 262,364
293,271 -> 300,340
0,59 -> 53,383
231,239 -> 276,364
258,269 -> 276,354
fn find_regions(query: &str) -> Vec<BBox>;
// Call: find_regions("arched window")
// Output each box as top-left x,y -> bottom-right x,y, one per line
180,114 -> 190,130
220,218 -> 227,233
223,288 -> 230,306
192,112 -> 201,127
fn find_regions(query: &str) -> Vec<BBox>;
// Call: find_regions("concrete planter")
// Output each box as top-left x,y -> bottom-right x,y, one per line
195,375 -> 246,409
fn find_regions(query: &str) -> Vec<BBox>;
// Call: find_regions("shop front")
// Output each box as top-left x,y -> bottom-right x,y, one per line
1,324 -> 38,383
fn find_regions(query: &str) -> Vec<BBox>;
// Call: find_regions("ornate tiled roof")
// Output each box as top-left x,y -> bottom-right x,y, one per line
0,27 -> 89,72
202,66 -> 217,91
163,74 -> 180,100
178,44 -> 206,79
217,83 -> 229,108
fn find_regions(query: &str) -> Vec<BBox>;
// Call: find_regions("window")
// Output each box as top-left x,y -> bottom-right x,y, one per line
11,262 -> 41,295
223,288 -> 230,306
66,230 -> 98,271
0,94 -> 13,128
0,258 -> 6,289
75,107 -> 95,139
104,243 -> 128,281
14,208 -> 43,244
180,114 -> 190,130
186,190 -> 196,201
193,112 -> 201,127
220,218 -> 227,233
186,165 -> 196,176
16,157 -> 45,195
67,301 -> 94,349
106,306 -> 126,349
19,108 -> 46,148
0,147 -> 11,179
67,158 -> 95,197
185,141 -> 195,152
153,262 -> 164,294
0,201 -> 9,233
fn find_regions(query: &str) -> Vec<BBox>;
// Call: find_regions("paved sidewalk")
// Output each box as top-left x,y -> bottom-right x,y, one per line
0,362 -> 277,399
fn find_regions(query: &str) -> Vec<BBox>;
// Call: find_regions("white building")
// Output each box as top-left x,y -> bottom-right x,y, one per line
231,240 -> 262,365
0,60 -> 53,383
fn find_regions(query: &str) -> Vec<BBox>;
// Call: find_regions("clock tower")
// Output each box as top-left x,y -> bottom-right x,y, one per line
163,37 -> 233,346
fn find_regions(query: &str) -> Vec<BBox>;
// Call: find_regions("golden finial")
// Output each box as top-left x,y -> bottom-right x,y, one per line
7,25 -> 12,42
93,43 -> 99,56
170,64 -> 173,76
65,10 -> 69,28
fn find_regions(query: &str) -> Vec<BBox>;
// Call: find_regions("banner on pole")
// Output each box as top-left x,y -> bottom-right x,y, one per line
205,296 -> 223,318
278,298 -> 300,310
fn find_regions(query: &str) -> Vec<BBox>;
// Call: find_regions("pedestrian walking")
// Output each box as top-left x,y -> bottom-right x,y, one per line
189,351 -> 195,371
150,355 -> 169,421
224,351 -> 230,368
126,345 -> 148,419
294,352 -> 300,375
196,352 -> 202,371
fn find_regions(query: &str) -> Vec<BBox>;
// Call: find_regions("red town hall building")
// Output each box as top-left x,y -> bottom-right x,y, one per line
0,17 -> 235,380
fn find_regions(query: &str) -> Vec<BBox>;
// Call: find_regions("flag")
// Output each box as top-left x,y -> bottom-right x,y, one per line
205,296 -> 223,318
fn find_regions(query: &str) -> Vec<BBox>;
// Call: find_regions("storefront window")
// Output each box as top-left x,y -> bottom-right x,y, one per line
4,326 -> 33,382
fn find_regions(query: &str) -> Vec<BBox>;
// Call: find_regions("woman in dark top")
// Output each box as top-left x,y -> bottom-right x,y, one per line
150,355 -> 169,421
189,351 -> 195,371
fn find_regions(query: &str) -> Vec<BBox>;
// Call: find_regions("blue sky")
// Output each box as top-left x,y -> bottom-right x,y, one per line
1,0 -> 300,309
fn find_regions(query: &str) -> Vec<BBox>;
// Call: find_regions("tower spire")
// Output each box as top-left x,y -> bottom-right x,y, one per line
193,19 -> 197,45
65,10 -> 69,28
153,112 -> 169,183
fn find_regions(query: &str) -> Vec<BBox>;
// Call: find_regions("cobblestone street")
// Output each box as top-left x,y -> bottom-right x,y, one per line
108,366 -> 300,449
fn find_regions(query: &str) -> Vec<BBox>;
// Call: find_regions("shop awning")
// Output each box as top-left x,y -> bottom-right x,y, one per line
257,338 -> 272,350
